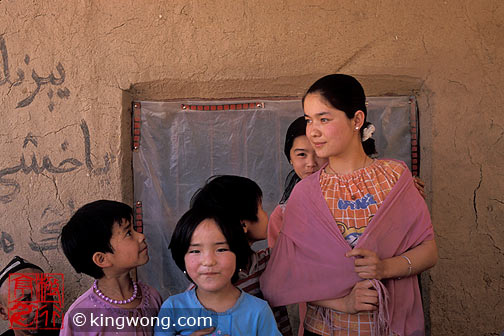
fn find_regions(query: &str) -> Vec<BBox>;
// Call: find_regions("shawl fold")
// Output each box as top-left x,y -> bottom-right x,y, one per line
260,161 -> 434,336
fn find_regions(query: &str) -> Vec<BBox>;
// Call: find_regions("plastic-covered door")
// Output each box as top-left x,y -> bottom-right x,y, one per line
132,97 -> 418,297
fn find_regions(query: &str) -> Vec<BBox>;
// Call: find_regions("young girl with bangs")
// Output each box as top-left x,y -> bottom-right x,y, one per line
155,208 -> 281,336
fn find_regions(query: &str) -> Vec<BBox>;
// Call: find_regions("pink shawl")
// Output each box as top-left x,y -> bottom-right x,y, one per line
260,161 -> 434,336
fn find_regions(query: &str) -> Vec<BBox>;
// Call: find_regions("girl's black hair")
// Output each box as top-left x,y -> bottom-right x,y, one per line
60,200 -> 133,279
279,170 -> 301,204
279,116 -> 308,203
190,175 -> 263,223
169,208 -> 252,284
302,74 -> 377,156
284,116 -> 308,162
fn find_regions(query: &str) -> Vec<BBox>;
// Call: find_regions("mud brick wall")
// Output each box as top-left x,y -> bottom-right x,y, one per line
0,1 -> 502,335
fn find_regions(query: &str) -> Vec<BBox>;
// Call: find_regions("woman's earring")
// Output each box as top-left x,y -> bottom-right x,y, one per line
355,127 -> 359,130
183,270 -> 187,274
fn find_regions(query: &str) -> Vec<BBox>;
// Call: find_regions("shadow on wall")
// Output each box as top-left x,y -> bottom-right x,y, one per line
126,74 -> 426,101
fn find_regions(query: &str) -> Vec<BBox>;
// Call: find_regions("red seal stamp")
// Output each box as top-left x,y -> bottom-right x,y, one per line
7,272 -> 64,330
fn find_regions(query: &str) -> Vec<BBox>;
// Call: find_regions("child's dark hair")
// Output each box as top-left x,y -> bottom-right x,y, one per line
284,116 -> 307,162
303,74 -> 377,156
169,207 -> 252,283
60,200 -> 133,279
190,175 -> 263,223
279,116 -> 306,204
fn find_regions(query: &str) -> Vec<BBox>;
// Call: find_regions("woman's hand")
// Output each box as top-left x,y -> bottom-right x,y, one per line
346,248 -> 386,280
347,240 -> 438,280
343,280 -> 379,314
311,280 -> 378,314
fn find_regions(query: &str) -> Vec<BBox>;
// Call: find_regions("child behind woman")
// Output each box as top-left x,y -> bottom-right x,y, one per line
60,200 -> 162,335
155,208 -> 281,335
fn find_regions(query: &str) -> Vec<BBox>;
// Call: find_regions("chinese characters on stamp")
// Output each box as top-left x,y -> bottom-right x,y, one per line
7,273 -> 64,330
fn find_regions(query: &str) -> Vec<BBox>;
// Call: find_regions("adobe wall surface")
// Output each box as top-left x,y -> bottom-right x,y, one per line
0,1 -> 502,335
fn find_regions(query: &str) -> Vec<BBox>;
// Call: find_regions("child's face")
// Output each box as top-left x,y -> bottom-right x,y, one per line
184,218 -> 236,295
243,201 -> 269,243
107,218 -> 149,272
290,135 -> 327,179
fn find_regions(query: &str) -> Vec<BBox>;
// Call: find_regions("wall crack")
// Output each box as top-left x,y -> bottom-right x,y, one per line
473,165 -> 482,229
335,40 -> 374,72
25,195 -> 53,271
490,198 -> 504,205
42,123 -> 79,137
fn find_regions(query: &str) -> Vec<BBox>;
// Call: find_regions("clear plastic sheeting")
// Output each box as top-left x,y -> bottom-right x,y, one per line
133,97 -> 415,297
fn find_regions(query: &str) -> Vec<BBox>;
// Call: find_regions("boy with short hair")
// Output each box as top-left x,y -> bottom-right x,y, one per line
60,200 -> 162,335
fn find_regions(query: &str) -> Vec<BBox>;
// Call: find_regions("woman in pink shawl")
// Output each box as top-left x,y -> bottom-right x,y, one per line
261,74 -> 438,336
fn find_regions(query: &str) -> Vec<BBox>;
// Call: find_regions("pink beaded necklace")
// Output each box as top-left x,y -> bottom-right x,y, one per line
93,279 -> 138,305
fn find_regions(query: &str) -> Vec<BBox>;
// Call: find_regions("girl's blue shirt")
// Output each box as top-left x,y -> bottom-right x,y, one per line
154,288 -> 281,336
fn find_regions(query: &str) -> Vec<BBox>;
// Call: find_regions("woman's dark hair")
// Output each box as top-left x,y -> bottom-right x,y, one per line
279,116 -> 307,203
190,175 -> 263,223
169,207 -> 252,284
279,170 -> 301,204
284,116 -> 307,162
302,74 -> 377,156
60,200 -> 133,279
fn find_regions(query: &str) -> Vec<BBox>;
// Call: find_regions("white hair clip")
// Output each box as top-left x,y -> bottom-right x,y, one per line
362,124 -> 375,142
